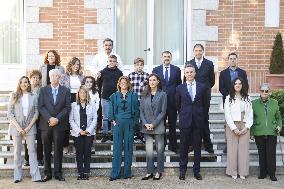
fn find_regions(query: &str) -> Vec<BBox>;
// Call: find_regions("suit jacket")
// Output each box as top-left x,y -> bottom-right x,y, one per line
38,85 -> 71,131
60,74 -> 84,90
69,102 -> 97,137
140,90 -> 167,134
39,64 -> 65,87
152,64 -> 181,109
219,67 -> 249,102
175,82 -> 208,129
185,58 -> 215,89
7,93 -> 38,136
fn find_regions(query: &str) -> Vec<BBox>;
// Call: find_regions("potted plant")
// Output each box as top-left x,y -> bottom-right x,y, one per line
270,89 -> 284,136
266,32 -> 284,89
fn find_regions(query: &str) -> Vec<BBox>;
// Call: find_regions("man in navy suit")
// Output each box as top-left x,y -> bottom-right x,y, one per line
185,44 -> 215,153
38,69 -> 71,182
176,64 -> 207,180
219,52 -> 249,153
152,51 -> 182,153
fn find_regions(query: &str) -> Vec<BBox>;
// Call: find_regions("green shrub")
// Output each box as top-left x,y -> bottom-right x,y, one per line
270,89 -> 284,135
269,32 -> 284,74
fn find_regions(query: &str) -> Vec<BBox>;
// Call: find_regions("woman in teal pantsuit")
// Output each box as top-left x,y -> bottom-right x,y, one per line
109,76 -> 140,181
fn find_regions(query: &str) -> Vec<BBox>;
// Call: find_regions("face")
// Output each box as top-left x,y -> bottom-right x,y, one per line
71,61 -> 80,74
30,75 -> 40,87
108,58 -> 117,68
260,89 -> 270,100
184,67 -> 196,82
228,54 -> 238,68
119,78 -> 128,91
193,46 -> 204,60
149,76 -> 159,89
20,78 -> 29,92
161,53 -> 172,66
79,89 -> 87,101
84,78 -> 93,90
134,62 -> 144,73
234,79 -> 242,92
50,73 -> 60,86
47,52 -> 56,65
103,41 -> 113,54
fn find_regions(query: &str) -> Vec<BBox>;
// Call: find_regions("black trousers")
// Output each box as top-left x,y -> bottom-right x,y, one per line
202,88 -> 213,150
164,108 -> 178,150
179,123 -> 202,175
41,129 -> 64,177
74,135 -> 94,174
255,135 -> 277,177
24,127 -> 44,162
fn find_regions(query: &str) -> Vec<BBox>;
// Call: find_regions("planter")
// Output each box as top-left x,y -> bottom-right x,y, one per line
266,74 -> 284,90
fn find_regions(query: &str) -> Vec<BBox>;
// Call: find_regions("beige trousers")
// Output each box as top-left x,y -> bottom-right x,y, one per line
226,120 -> 250,177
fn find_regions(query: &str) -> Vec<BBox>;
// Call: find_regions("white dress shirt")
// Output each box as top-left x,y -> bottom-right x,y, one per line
92,51 -> 124,74
186,80 -> 196,101
195,57 -> 204,69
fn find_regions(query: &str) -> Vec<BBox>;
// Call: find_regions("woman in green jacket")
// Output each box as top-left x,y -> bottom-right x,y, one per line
251,83 -> 282,181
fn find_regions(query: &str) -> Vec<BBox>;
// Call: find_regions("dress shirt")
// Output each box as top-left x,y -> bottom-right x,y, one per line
186,80 -> 196,101
195,57 -> 204,69
92,51 -> 123,74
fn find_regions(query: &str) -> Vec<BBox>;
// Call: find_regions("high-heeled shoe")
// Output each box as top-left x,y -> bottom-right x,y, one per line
153,173 -> 162,180
141,173 -> 153,180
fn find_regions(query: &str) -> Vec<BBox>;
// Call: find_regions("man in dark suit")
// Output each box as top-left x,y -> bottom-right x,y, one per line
176,64 -> 207,180
184,44 -> 215,153
152,51 -> 182,153
38,69 -> 71,182
219,52 -> 249,153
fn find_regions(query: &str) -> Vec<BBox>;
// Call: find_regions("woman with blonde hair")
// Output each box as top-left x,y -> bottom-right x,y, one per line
109,76 -> 139,181
7,76 -> 42,183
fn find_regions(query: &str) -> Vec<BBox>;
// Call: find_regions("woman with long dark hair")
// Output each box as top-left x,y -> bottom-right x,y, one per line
140,73 -> 167,180
7,76 -> 42,183
224,77 -> 253,180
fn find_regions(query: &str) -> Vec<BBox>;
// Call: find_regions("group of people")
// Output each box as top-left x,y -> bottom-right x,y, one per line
7,38 -> 282,184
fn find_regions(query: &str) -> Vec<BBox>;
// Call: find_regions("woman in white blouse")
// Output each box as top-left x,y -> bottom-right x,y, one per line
60,57 -> 84,154
7,76 -> 42,183
82,76 -> 100,111
224,77 -> 253,180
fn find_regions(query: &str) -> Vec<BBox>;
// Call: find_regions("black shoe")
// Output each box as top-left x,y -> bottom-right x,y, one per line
101,135 -> 109,143
223,147 -> 227,153
153,173 -> 162,180
42,176 -> 52,182
24,160 -> 30,166
84,173 -> 89,180
109,177 -> 117,181
55,176 -> 65,181
194,173 -> 203,180
77,173 -> 83,180
141,174 -> 153,180
109,135 -> 113,141
258,175 -> 266,179
123,176 -> 131,179
38,160 -> 44,166
205,148 -> 214,154
179,175 -> 185,180
188,146 -> 194,153
14,180 -> 21,183
270,175 -> 277,181
33,179 -> 43,182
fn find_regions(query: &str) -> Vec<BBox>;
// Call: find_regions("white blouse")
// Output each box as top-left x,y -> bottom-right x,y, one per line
22,93 -> 29,117
70,75 -> 81,93
224,95 -> 253,131
89,91 -> 100,111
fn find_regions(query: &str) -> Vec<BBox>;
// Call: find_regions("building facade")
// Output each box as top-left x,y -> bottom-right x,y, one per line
0,0 -> 283,92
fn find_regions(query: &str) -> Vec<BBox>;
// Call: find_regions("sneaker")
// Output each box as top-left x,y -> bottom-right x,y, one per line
240,176 -> 245,180
232,175 -> 237,179
101,135 -> 109,143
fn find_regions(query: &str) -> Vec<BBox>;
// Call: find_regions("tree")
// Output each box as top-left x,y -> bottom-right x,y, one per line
269,32 -> 284,74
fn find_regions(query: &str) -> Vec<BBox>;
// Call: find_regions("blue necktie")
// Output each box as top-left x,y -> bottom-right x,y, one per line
52,88 -> 58,104
188,84 -> 193,101
165,67 -> 169,84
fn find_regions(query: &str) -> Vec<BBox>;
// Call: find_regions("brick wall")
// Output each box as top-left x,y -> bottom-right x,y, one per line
206,0 -> 284,92
39,0 -> 98,67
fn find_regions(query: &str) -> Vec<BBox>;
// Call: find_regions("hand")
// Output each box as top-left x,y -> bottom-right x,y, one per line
49,117 -> 59,127
239,127 -> 248,135
80,131 -> 87,136
96,71 -> 101,78
112,120 -> 117,126
24,127 -> 31,134
233,128 -> 240,135
250,135 -> 255,141
17,128 -> 25,135
276,126 -> 282,134
148,124 -> 154,130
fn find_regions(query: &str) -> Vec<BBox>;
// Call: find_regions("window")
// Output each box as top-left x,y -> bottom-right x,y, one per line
265,0 -> 280,27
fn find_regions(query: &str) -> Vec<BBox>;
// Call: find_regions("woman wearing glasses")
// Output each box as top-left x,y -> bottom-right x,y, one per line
251,83 -> 282,181
224,77 -> 253,180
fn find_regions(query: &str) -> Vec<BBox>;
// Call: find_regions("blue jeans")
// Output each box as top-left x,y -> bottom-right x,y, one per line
101,99 -> 111,135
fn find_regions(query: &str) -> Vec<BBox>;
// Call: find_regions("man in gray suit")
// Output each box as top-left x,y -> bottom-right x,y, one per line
38,69 -> 71,182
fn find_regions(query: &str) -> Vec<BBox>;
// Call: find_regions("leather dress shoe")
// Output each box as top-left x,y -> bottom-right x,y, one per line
141,173 -> 153,180
42,176 -> 52,182
205,148 -> 214,154
194,173 -> 203,180
55,176 -> 65,181
14,180 -> 21,183
270,175 -> 277,181
109,177 -> 117,181
188,146 -> 194,153
179,175 -> 185,180
153,173 -> 162,180
258,175 -> 266,179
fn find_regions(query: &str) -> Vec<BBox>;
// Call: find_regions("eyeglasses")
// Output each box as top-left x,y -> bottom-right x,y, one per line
261,90 -> 269,93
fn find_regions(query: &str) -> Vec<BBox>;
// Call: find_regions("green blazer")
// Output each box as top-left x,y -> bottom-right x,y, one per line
251,98 -> 282,136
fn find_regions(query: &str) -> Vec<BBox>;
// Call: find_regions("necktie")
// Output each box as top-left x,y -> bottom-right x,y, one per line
53,88 -> 58,104
165,67 -> 169,84
188,83 -> 193,101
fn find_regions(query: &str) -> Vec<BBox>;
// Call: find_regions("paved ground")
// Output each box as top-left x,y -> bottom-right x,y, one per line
0,174 -> 284,189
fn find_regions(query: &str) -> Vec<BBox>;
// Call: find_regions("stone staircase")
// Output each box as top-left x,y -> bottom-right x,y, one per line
0,92 -> 283,177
